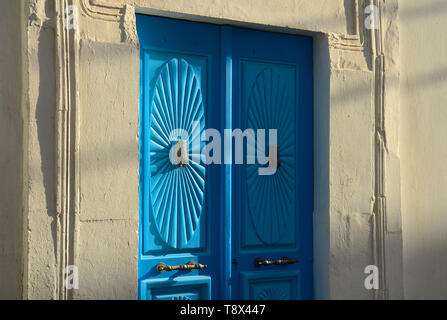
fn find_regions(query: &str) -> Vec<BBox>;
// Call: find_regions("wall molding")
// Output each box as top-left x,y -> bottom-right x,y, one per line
80,0 -> 123,21
329,0 -> 364,53
371,0 -> 388,300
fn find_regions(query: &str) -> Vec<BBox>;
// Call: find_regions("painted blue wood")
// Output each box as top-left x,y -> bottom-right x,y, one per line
137,15 -> 313,300
241,271 -> 301,300
141,276 -> 211,300
149,57 -> 205,249
243,62 -> 296,247
220,26 -> 233,300
231,27 -> 314,300
137,15 -> 221,300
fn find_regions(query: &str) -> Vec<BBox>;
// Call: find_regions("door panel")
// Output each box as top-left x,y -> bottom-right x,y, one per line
241,61 -> 297,249
137,15 -> 221,300
231,27 -> 313,300
142,53 -> 208,253
137,15 -> 313,300
241,271 -> 301,300
141,276 -> 211,300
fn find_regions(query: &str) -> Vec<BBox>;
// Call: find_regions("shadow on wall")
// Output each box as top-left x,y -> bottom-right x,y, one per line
0,0 -> 23,300
313,32 -> 330,300
35,16 -> 58,270
399,0 -> 447,299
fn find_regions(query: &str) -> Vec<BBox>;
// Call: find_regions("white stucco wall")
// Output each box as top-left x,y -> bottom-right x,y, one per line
400,0 -> 447,299
76,0 -> 384,300
0,0 -> 428,299
0,0 -> 23,299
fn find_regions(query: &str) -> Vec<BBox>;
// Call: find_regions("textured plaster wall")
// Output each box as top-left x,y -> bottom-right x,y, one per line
76,0 -> 386,300
400,0 -> 447,299
0,0 -> 23,299
327,67 -> 375,300
6,0 -> 404,300
382,0 -> 404,299
22,0 -> 140,299
22,0 -> 59,299
133,0 -> 348,34
75,39 -> 139,300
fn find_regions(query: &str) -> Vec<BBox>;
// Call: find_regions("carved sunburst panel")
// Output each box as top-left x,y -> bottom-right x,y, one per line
149,58 -> 206,249
255,286 -> 290,300
245,65 -> 297,246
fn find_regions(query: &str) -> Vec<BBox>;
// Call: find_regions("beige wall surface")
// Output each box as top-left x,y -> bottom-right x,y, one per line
0,0 -> 420,300
77,0 -> 386,300
400,0 -> 447,299
0,0 -> 23,299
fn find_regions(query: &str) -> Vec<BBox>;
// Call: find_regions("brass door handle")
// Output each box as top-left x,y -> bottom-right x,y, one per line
156,260 -> 207,273
254,256 -> 299,266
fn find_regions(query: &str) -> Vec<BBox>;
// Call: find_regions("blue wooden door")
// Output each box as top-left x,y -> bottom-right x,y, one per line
231,28 -> 313,300
137,15 -> 222,300
137,15 -> 313,300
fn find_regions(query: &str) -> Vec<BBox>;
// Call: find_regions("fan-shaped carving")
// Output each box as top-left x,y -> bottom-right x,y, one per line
256,286 -> 289,300
246,67 -> 295,244
149,58 -> 205,248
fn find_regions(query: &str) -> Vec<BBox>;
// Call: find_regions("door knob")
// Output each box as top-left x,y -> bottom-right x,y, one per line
254,256 -> 299,266
156,260 -> 207,273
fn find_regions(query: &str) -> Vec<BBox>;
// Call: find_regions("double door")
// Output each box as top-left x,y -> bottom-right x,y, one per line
137,14 -> 313,300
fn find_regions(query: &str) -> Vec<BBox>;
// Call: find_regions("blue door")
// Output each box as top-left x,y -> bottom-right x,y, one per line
137,15 -> 313,300
137,15 -> 221,300
231,27 -> 313,300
